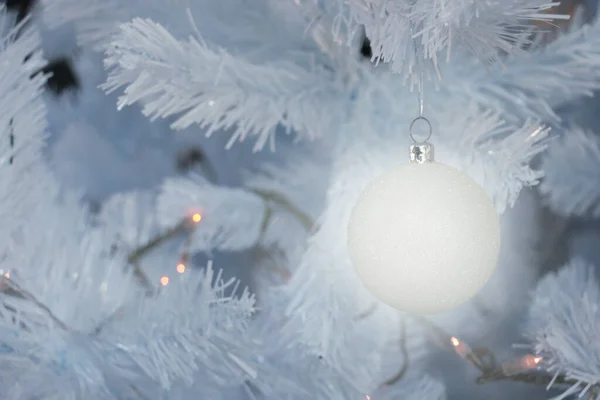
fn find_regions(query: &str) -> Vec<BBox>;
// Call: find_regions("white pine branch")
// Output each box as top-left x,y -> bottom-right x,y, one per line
0,6 -> 51,259
104,261 -> 257,390
340,0 -> 566,80
244,148 -> 329,254
434,106 -> 551,212
456,20 -> 600,123
157,175 -> 266,252
103,17 -> 342,151
0,9 -> 47,139
0,9 -> 47,165
0,196 -> 133,399
540,127 -> 600,218
348,74 -> 551,212
0,193 -> 263,396
97,190 -> 160,250
526,259 -> 600,398
40,0 -> 323,59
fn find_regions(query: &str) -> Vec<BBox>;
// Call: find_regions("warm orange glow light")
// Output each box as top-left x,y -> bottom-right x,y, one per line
3,272 -> 9,279
450,337 -> 460,347
366,396 -> 371,400
160,276 -> 169,286
502,354 -> 543,376
176,263 -> 186,274
192,213 -> 202,223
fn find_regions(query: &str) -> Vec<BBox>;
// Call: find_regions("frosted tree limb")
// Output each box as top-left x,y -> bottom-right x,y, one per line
101,176 -> 313,288
525,259 -> 600,399
103,17 -> 343,151
157,174 -> 315,253
433,107 -> 550,211
0,275 -> 70,332
339,0 -> 567,80
244,149 -> 329,272
103,261 -> 259,390
0,197 -> 133,399
452,15 -> 600,123
0,6 -> 52,258
406,259 -> 600,398
540,127 -> 600,218
0,194 -> 268,397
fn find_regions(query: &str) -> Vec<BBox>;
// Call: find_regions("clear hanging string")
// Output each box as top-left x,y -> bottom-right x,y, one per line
416,44 -> 424,119
409,34 -> 434,164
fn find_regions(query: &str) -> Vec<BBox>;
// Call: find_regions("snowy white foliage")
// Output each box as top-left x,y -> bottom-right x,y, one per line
244,147 -> 331,258
102,262 -> 258,391
9,0 -> 600,399
540,127 -> 600,218
447,18 -> 600,123
253,293 -> 441,400
339,0 -> 567,79
97,190 -> 159,250
44,49 -> 250,202
0,6 -> 52,256
94,2 -> 600,158
41,0 -> 570,85
426,107 -> 550,211
102,17 -> 345,151
0,195 -> 131,399
244,149 -> 332,222
41,0 -> 319,57
526,259 -> 600,398
157,175 -> 266,252
0,193 -> 262,398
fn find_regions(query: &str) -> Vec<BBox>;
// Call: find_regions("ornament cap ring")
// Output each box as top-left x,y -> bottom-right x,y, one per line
409,116 -> 432,143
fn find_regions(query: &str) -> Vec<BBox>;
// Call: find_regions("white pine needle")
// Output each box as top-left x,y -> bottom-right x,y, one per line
103,17 -> 343,151
526,259 -> 600,398
157,175 -> 266,252
540,127 -> 600,218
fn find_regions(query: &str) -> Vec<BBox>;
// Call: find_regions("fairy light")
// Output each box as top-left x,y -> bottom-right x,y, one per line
501,354 -> 543,376
366,396 -> 371,400
192,213 -> 202,223
449,335 -> 485,369
160,276 -> 169,286
450,336 -> 470,358
176,263 -> 186,274
0,271 -> 9,290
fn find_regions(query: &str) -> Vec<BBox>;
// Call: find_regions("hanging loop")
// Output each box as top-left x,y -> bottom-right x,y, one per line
408,116 -> 432,143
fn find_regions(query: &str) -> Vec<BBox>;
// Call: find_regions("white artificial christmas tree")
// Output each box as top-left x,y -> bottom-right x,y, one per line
0,0 -> 599,399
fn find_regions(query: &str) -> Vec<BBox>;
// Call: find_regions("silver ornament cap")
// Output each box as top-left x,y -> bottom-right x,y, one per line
409,142 -> 434,164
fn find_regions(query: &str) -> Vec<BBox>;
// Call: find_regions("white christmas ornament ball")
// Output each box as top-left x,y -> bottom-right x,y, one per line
347,162 -> 501,314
